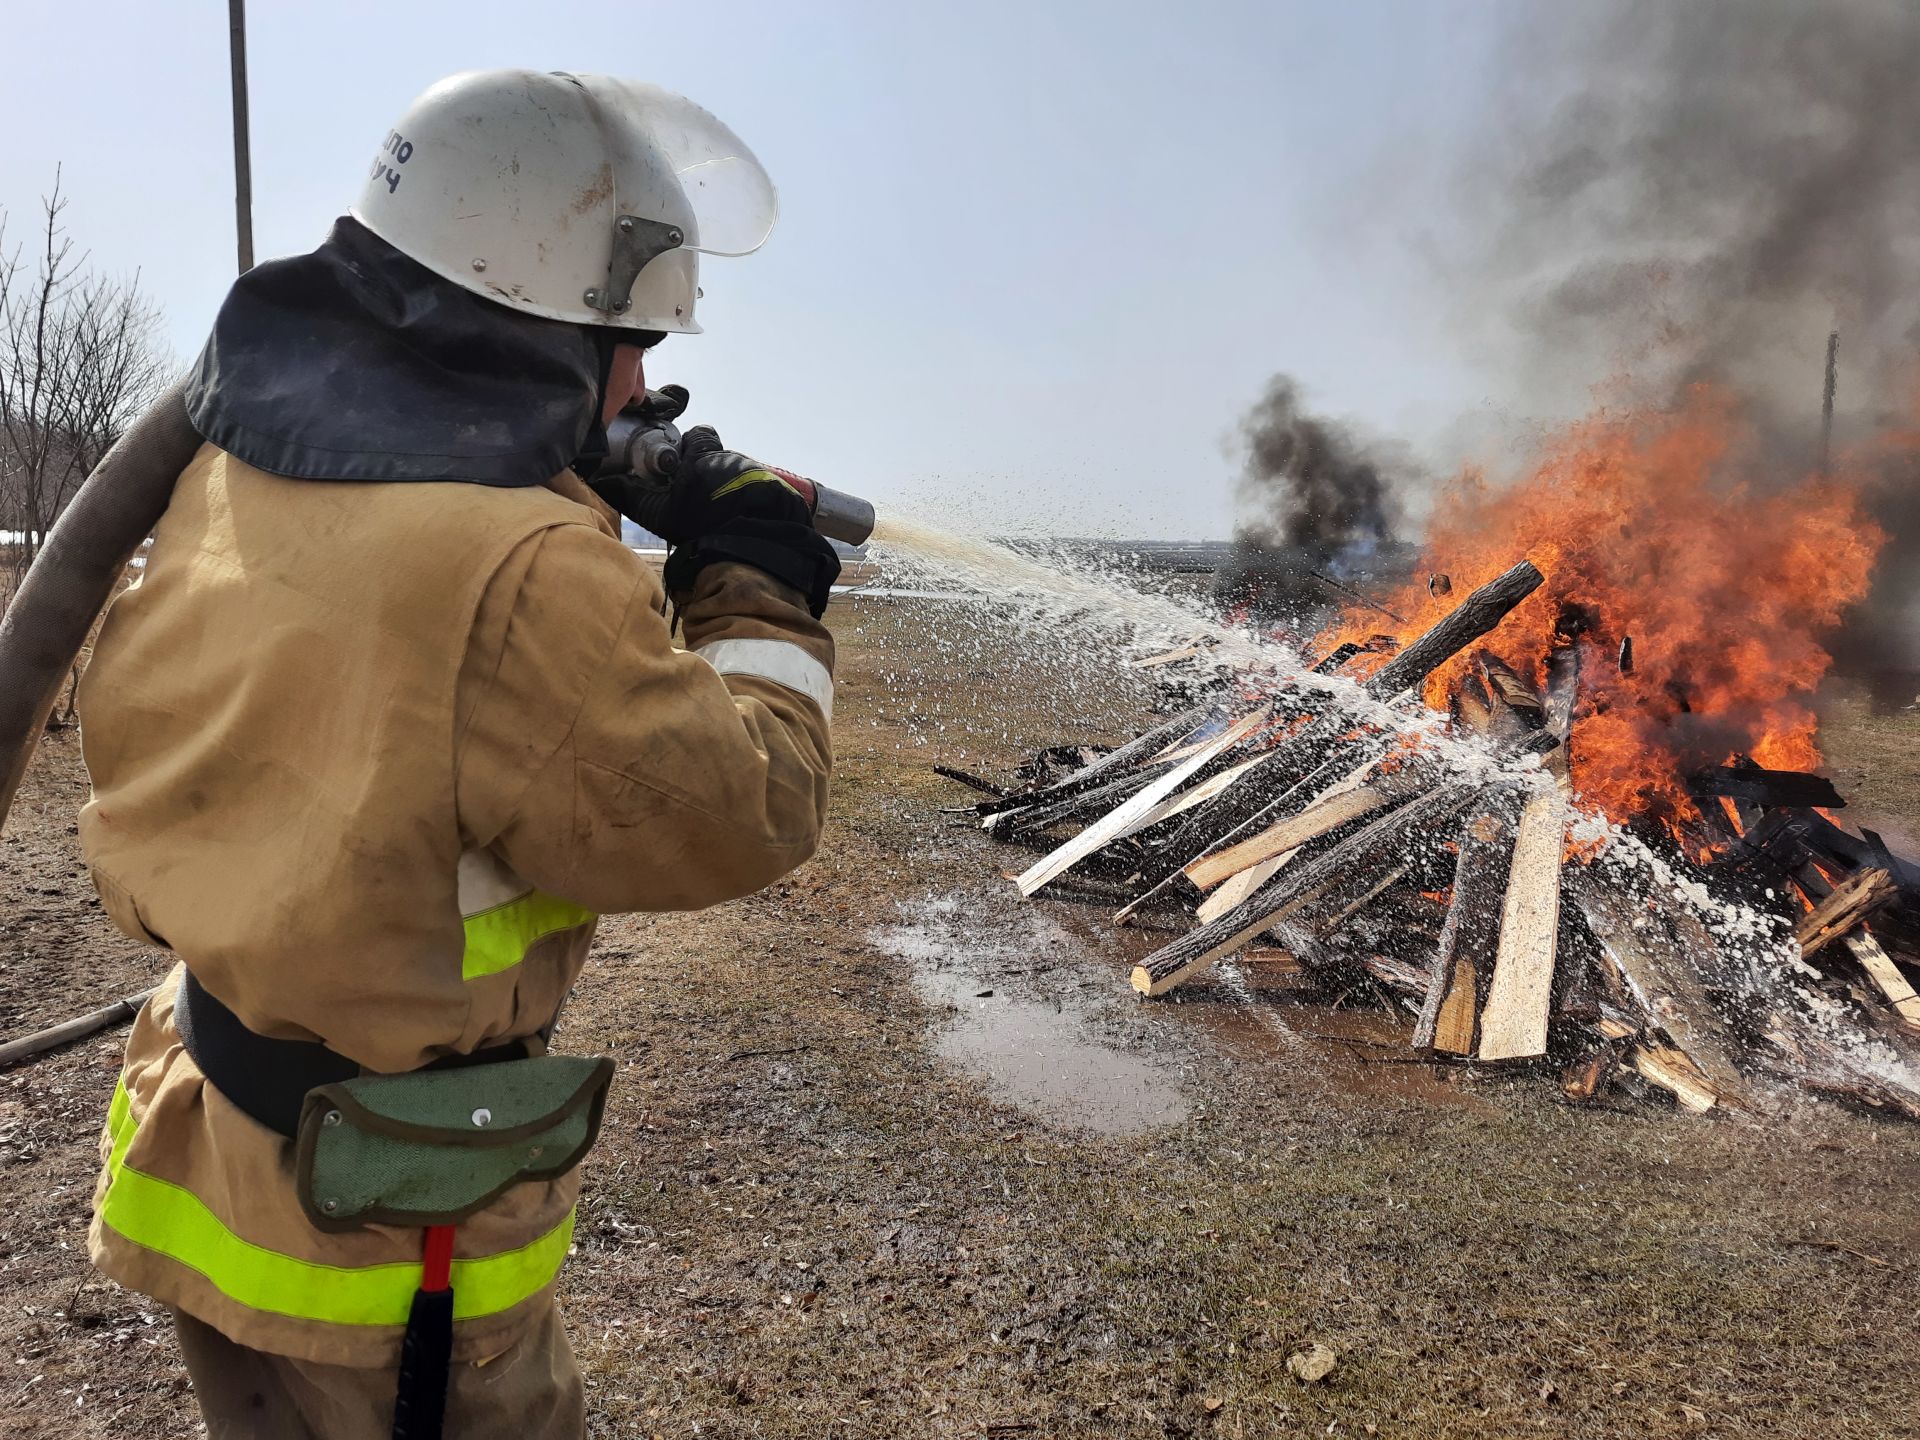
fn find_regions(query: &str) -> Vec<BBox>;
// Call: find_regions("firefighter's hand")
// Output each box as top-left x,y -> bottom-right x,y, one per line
662,426 -> 839,617
664,426 -> 813,541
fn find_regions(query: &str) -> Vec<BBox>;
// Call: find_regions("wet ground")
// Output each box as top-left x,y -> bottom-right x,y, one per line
2,595 -> 1919,1438
879,897 -> 1191,1136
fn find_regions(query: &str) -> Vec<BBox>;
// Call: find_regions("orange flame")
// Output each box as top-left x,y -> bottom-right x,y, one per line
1318,386 -> 1888,828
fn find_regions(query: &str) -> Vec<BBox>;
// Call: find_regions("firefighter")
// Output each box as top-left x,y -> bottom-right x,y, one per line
76,70 -> 838,1438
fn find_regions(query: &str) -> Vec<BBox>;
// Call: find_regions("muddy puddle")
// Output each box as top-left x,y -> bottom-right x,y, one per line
871,898 -> 1190,1136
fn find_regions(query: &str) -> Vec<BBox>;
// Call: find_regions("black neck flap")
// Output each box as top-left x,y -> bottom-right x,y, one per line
187,217 -> 607,487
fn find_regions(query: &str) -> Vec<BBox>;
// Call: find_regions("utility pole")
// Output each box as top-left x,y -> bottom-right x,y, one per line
1819,329 -> 1839,477
228,0 -> 255,274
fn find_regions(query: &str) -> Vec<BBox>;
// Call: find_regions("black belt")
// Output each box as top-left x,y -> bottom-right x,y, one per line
174,969 -> 530,1140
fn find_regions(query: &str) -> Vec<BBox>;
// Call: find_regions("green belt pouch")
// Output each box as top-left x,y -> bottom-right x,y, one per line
293,1055 -> 615,1232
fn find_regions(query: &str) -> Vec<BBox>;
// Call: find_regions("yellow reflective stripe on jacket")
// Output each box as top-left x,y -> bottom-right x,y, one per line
461,892 -> 595,981
98,1081 -> 573,1326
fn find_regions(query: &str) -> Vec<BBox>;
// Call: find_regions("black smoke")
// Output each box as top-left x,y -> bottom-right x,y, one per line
1223,375 -> 1416,621
1232,374 -> 1402,556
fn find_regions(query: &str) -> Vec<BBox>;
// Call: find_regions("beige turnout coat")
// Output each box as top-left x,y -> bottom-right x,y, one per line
77,444 -> 834,1365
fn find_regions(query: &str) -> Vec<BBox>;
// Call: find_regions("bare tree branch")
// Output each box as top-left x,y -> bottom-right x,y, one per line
0,170 -> 170,601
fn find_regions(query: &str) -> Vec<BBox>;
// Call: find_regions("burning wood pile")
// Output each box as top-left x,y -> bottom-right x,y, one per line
937,558 -> 1920,1121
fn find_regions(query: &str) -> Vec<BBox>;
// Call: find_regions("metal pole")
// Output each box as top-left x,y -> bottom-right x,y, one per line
228,0 -> 255,274
1819,329 -> 1839,477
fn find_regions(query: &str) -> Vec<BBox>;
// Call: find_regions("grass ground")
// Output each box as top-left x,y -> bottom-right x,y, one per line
1,597 -> 1917,1438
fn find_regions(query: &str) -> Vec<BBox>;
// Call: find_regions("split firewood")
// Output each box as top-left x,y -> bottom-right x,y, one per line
991,764 -> 1172,838
1561,1048 -> 1615,1103
1567,874 -> 1750,1103
1130,782 -> 1475,997
1476,788 -> 1566,1062
1130,637 -> 1218,670
1310,641 -> 1364,674
1359,952 -> 1430,1005
1632,1043 -> 1719,1113
1139,736 -> 1390,895
1194,851 -> 1291,925
1475,652 -> 1545,728
1015,708 -> 1271,897
1450,682 -> 1496,737
1115,753 -> 1274,836
1413,803 -> 1518,1055
1147,748 -> 1401,926
1115,741 -> 1377,923
1313,864 -> 1411,939
1185,773 -> 1409,892
1796,868 -> 1896,957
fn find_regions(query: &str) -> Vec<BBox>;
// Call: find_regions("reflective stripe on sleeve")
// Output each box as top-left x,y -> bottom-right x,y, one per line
694,638 -> 834,720
97,1080 -> 574,1326
462,892 -> 596,981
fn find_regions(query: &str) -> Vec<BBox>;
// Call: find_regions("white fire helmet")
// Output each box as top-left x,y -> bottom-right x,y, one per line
350,70 -> 777,335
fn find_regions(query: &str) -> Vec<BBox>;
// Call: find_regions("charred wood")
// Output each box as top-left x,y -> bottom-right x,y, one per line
1691,764 -> 1846,812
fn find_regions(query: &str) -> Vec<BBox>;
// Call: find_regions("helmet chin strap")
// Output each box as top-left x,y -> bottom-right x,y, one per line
570,330 -> 626,477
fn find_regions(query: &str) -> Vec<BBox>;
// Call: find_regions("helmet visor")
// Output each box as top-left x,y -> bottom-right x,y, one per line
582,77 -> 779,257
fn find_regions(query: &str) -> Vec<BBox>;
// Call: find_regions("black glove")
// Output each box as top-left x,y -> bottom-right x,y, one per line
586,386 -> 693,529
664,425 -> 812,537
659,426 -> 841,617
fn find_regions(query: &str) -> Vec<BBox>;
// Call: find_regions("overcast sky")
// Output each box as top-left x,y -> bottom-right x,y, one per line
0,1 -> 1531,539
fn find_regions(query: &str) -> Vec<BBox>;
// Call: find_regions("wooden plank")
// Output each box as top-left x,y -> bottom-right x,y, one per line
1015,709 -> 1269,896
1476,652 -> 1545,725
1137,739 -> 1385,900
1313,864 -> 1409,938
1845,929 -> 1920,1031
1116,753 -> 1272,839
1692,764 -> 1846,812
1167,748 -> 1397,929
1476,789 -> 1565,1061
1130,638 -> 1216,670
1413,805 -> 1516,1054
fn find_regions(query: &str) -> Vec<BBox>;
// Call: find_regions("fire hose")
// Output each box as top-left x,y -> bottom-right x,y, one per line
0,383 -> 875,835
0,378 -> 200,830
